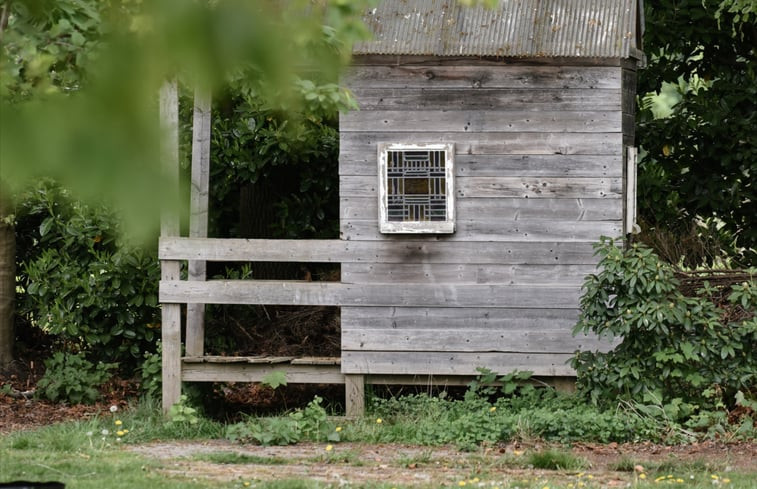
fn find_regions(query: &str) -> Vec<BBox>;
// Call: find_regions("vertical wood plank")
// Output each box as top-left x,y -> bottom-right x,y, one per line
186,88 -> 212,357
345,374 -> 365,417
160,79 -> 182,413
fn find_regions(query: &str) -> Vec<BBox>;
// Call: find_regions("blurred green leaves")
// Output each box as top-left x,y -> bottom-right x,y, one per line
1,0 -> 372,240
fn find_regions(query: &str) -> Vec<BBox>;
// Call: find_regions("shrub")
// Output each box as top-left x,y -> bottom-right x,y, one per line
15,181 -> 161,368
37,352 -> 116,404
572,238 -> 757,418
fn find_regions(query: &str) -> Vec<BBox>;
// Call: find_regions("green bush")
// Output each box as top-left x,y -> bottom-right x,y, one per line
572,238 -> 757,418
37,352 -> 116,404
15,182 -> 161,368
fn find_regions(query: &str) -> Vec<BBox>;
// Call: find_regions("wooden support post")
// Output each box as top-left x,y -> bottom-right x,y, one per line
186,88 -> 212,357
344,374 -> 365,417
160,80 -> 182,413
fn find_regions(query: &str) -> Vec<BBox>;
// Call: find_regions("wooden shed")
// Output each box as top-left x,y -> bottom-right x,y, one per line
159,0 -> 644,416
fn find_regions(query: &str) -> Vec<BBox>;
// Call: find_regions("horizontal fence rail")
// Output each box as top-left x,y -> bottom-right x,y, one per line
159,280 -> 581,308
158,237 -> 602,264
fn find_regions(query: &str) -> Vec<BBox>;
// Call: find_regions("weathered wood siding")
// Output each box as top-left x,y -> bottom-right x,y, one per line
339,58 -> 632,376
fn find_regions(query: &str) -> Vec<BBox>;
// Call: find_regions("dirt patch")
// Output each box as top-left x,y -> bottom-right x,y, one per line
127,440 -> 757,487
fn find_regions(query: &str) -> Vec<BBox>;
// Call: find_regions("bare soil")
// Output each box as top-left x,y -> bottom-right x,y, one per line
127,440 -> 757,487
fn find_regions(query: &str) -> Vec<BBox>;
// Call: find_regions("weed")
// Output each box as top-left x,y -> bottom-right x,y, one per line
527,449 -> 587,470
395,449 -> 433,468
194,452 -> 290,465
167,394 -> 199,425
226,395 -> 340,446
36,352 -> 116,404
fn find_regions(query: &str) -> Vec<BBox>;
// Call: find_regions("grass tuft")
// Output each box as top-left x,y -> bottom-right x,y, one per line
194,452 -> 290,465
527,449 -> 587,470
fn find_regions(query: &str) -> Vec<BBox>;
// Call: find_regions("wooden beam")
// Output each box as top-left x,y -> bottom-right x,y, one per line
340,176 -> 623,199
339,154 -> 623,177
159,238 -> 599,265
341,263 -> 596,286
339,132 -> 623,157
341,328 -> 614,354
341,219 -> 622,242
186,87 -> 212,357
345,375 -> 365,417
340,197 -> 623,222
341,306 -> 581,331
350,88 -> 622,112
344,65 -> 621,89
181,362 -> 344,384
341,351 -> 575,376
159,79 -> 182,414
159,280 -> 581,308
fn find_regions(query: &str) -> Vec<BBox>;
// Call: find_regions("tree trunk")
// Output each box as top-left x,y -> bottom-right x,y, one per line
0,184 -> 15,368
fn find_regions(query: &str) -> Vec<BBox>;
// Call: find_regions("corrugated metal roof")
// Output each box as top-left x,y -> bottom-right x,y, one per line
353,0 -> 642,58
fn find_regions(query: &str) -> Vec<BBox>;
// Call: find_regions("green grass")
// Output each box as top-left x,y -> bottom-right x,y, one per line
1,395 -> 756,489
0,441 -> 224,488
526,449 -> 588,470
194,452 -> 291,465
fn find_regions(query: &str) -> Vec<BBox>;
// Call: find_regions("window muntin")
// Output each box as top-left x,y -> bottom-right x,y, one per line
378,143 -> 455,233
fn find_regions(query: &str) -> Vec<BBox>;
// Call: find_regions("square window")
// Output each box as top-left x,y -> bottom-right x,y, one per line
377,143 -> 455,233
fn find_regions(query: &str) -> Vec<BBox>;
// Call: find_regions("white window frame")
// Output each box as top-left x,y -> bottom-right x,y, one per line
377,142 -> 455,234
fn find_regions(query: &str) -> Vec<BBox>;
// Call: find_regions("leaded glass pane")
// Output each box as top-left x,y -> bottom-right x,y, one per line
386,150 -> 447,222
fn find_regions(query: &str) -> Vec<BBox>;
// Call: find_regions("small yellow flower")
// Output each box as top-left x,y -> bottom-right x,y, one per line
542,486 -> 550,489
676,479 -> 684,484
489,406 -> 496,412
243,482 -> 251,487
723,479 -> 731,484
577,482 -> 585,488
325,444 -> 333,451
586,475 -> 593,479
458,481 -> 466,487
114,420 -> 123,426
335,426 -> 342,432
577,472 -> 585,478
640,474 -> 647,480
123,429 -> 129,434
568,484 -> 574,489
513,450 -> 523,456
471,477 -> 479,483
711,475 -> 720,480
376,418 -> 383,424
116,430 -> 125,437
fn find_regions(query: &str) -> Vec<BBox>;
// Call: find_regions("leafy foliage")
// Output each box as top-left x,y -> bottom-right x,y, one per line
37,352 -> 116,404
366,387 -> 660,449
637,0 -> 757,265
15,182 -> 160,367
138,343 -> 162,399
167,395 -> 200,426
204,83 -> 343,240
226,396 -> 340,446
572,238 -> 757,422
1,0 -> 372,236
